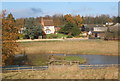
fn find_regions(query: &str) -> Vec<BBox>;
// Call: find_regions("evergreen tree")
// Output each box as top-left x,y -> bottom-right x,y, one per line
59,22 -> 80,36
24,17 -> 42,39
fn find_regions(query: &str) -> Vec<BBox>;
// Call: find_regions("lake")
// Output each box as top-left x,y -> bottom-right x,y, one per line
51,54 -> 119,65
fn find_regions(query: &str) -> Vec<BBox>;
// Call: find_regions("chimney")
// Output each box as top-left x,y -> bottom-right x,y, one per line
41,17 -> 44,26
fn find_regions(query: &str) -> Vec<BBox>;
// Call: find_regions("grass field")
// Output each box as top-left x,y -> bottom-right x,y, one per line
18,40 -> 118,56
27,54 -> 86,66
2,66 -> 118,79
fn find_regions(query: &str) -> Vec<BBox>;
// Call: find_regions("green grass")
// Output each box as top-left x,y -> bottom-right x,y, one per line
56,33 -> 68,38
50,55 -> 86,64
64,56 -> 85,61
46,33 -> 68,39
26,54 -> 86,66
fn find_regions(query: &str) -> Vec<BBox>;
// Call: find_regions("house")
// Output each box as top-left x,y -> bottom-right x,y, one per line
106,22 -> 114,26
18,27 -> 26,34
104,23 -> 120,40
90,27 -> 108,39
41,17 -> 55,34
82,24 -> 107,38
108,23 -> 119,32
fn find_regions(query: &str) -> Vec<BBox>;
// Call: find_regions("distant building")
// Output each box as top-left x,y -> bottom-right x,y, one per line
91,27 -> 108,39
41,18 -> 55,34
93,27 -> 108,32
18,27 -> 26,34
106,22 -> 114,26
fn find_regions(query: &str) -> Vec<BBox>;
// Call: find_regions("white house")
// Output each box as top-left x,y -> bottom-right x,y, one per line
18,27 -> 26,34
41,18 -> 55,34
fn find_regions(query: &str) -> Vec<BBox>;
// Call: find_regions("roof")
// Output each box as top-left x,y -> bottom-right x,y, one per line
108,23 -> 120,32
84,24 -> 105,31
41,18 -> 54,26
93,27 -> 108,32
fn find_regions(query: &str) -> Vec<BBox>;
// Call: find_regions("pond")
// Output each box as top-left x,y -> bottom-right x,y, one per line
3,54 -> 119,69
51,54 -> 119,65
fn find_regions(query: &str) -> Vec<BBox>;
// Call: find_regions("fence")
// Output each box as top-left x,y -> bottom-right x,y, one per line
2,66 -> 48,72
2,64 -> 120,72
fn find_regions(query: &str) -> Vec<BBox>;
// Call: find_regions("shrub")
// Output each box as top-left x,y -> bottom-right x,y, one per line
47,34 -> 58,39
18,34 -> 24,39
67,35 -> 73,38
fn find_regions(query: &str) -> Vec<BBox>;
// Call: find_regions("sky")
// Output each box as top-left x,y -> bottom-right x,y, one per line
1,2 -> 118,18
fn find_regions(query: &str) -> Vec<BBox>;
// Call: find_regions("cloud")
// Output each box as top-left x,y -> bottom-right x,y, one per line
7,8 -> 44,18
30,8 -> 43,14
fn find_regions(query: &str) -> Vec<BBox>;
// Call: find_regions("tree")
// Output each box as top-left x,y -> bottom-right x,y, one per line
24,17 -> 42,39
74,15 -> 83,27
59,22 -> 80,36
64,14 -> 83,27
16,18 -> 25,28
52,14 -> 65,26
64,14 -> 75,24
2,12 -> 20,66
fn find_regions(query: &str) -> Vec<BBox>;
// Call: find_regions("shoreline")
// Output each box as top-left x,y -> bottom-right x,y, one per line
25,53 -> 119,56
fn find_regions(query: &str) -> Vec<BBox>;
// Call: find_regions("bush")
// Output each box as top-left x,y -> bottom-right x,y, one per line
67,35 -> 73,38
18,34 -> 24,39
46,34 -> 58,39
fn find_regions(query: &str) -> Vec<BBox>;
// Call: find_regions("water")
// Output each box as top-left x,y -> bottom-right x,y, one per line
2,54 -> 119,71
52,54 -> 119,65
3,54 -> 119,68
68,54 -> 119,65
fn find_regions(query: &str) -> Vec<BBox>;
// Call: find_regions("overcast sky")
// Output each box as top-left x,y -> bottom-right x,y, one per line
1,2 -> 118,18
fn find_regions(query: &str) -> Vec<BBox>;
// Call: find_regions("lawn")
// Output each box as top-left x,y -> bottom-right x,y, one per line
46,33 -> 68,39
18,40 -> 118,56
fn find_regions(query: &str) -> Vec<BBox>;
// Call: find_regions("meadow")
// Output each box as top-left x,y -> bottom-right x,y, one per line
2,66 -> 118,79
18,39 -> 118,56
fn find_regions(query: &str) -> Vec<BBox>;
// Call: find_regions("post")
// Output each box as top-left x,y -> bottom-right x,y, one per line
32,66 -> 33,71
18,67 -> 19,72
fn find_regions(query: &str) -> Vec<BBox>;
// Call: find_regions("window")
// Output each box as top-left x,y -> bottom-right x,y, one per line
46,30 -> 51,34
46,27 -> 49,29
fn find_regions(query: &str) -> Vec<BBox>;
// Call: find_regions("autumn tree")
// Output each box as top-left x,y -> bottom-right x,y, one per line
64,14 -> 75,24
16,18 -> 25,29
2,12 -> 20,66
74,15 -> 83,27
64,14 -> 83,27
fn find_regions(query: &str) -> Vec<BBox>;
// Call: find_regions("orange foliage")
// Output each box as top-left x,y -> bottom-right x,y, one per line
1,11 -> 20,66
64,14 -> 83,27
